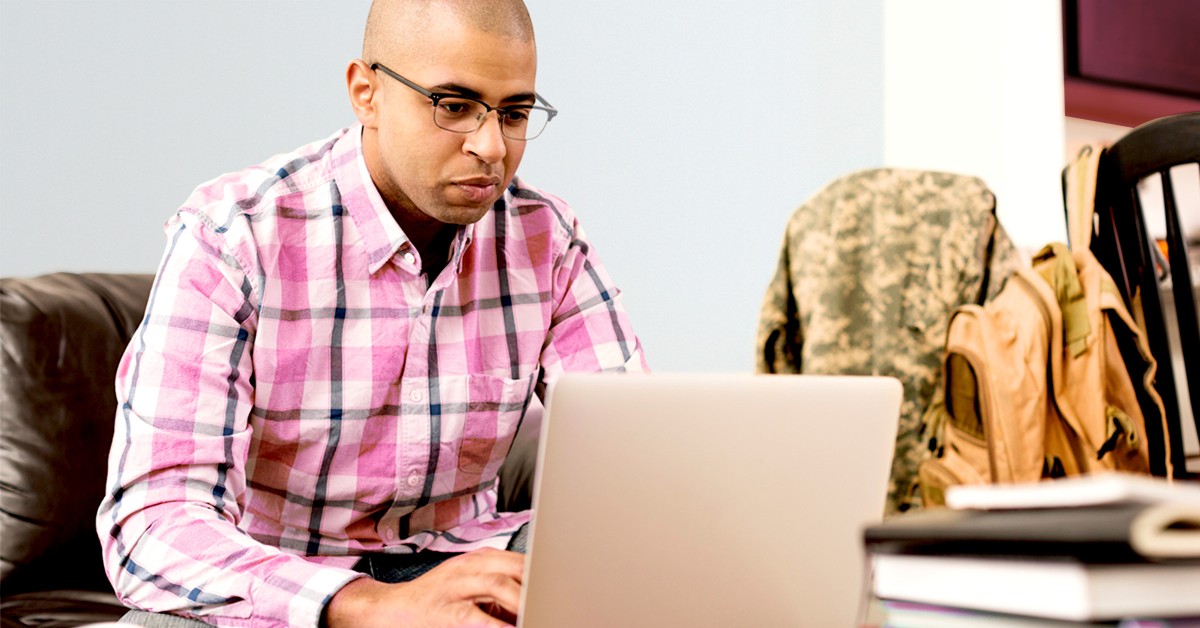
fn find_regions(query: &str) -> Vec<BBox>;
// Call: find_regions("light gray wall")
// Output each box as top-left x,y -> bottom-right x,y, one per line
0,1 -> 883,373
0,1 -> 370,276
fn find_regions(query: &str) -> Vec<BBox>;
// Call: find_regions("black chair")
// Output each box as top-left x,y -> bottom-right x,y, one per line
1084,112 -> 1200,478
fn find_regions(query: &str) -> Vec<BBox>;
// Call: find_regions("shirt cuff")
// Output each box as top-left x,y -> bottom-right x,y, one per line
255,562 -> 366,628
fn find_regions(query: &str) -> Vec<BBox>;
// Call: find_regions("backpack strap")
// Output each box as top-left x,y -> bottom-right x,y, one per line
1033,243 -> 1090,358
1063,143 -> 1106,252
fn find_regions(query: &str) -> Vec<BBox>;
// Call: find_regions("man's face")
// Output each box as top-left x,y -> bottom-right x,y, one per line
364,15 -> 537,229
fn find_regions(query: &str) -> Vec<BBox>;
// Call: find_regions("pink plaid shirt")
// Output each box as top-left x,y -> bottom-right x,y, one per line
97,126 -> 647,627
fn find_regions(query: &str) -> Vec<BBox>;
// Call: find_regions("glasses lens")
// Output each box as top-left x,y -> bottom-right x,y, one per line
432,98 -> 487,133
503,107 -> 551,141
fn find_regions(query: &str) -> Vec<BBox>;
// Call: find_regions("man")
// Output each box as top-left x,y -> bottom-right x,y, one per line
96,1 -> 647,626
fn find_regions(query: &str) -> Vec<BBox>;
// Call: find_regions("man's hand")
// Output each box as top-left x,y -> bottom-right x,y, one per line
326,548 -> 525,628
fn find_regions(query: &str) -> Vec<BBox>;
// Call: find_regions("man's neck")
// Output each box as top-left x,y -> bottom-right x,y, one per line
415,222 -> 457,282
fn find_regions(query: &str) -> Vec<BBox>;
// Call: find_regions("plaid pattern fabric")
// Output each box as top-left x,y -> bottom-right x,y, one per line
97,126 -> 647,627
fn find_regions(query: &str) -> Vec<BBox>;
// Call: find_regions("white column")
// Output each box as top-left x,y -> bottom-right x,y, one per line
884,0 -> 1067,260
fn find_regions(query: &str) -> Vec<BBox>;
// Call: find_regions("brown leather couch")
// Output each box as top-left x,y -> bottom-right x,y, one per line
0,272 -> 540,627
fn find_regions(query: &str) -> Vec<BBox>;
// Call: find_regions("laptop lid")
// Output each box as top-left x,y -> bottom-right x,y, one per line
517,373 -> 903,628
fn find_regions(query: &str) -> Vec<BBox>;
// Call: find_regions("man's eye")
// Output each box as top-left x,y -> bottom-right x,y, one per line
502,109 -> 530,124
438,101 -> 474,117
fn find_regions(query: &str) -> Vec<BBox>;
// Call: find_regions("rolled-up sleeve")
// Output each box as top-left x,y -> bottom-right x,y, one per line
538,217 -> 648,382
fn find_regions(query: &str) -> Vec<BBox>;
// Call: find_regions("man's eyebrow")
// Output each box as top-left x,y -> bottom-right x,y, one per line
429,82 -> 537,105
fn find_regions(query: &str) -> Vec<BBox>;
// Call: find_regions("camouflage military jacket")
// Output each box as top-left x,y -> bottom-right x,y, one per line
755,168 -> 1023,515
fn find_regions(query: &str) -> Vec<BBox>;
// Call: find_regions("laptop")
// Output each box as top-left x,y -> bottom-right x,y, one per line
517,373 -> 903,628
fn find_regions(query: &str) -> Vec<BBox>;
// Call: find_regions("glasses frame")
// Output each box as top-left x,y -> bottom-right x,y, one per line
370,62 -> 558,141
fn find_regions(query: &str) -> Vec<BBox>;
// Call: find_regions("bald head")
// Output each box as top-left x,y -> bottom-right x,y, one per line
363,0 -> 535,66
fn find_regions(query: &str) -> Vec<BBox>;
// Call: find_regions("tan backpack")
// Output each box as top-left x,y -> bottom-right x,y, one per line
918,240 -> 1174,506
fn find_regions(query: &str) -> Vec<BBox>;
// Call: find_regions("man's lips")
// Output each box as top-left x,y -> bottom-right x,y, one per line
451,176 -> 502,205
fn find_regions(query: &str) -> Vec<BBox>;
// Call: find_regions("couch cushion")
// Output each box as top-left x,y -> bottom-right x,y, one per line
1,273 -> 153,594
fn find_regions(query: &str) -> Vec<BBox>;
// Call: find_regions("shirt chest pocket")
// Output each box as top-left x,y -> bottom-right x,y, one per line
441,373 -> 537,478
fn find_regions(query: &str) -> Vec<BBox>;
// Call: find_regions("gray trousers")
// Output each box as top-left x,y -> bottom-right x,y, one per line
119,524 -> 530,626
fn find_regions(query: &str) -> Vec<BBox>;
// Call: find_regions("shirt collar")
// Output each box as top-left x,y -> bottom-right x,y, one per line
332,125 -> 409,274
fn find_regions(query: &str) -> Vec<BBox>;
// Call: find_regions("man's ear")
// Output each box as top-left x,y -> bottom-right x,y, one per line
347,59 -> 379,128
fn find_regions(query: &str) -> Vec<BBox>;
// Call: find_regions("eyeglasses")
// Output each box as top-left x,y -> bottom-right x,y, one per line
371,63 -> 558,141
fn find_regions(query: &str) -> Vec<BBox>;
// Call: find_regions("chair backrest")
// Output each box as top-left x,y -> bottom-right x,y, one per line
1085,112 -> 1200,477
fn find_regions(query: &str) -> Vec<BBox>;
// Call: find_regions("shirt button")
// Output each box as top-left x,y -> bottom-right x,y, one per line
402,252 -> 416,265
409,389 -> 423,402
385,528 -> 396,541
407,473 -> 420,487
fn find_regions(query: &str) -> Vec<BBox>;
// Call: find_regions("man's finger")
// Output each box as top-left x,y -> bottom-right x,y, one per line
445,570 -> 521,608
478,597 -> 519,624
469,572 -> 522,618
452,600 -> 515,628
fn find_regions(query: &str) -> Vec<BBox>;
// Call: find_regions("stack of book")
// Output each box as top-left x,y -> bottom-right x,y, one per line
863,473 -> 1200,627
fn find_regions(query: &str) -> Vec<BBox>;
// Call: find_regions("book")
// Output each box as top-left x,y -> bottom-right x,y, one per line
864,501 -> 1200,562
944,473 -> 1200,511
870,553 -> 1200,622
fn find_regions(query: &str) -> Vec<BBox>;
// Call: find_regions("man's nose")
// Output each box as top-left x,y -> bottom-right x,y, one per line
463,111 -> 507,164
